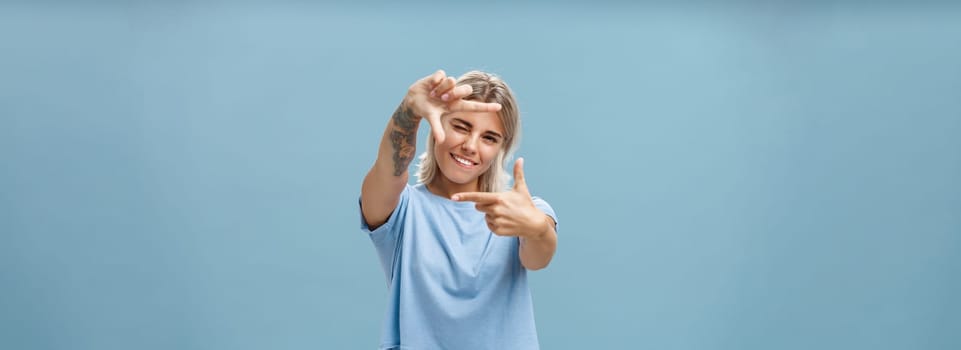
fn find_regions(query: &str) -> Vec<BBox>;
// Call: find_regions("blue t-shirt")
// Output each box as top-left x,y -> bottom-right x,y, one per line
359,183 -> 558,350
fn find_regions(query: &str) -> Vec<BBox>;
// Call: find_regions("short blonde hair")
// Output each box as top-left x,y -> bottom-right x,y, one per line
415,71 -> 521,192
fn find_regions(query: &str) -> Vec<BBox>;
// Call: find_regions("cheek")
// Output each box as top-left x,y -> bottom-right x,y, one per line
432,144 -> 448,162
480,145 -> 502,163
439,132 -> 465,148
433,138 -> 454,153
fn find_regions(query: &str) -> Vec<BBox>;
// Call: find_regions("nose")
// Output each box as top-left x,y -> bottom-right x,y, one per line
460,134 -> 478,155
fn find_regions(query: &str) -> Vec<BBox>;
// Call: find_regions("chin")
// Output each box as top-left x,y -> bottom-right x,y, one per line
438,162 -> 487,185
440,167 -> 479,184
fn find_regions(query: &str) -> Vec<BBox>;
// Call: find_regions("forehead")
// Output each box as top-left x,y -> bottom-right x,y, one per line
444,111 -> 504,134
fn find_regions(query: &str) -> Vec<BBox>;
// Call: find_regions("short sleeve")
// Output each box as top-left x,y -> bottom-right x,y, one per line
359,185 -> 411,284
531,196 -> 558,233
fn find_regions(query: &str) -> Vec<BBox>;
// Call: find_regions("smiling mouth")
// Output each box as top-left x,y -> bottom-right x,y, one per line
451,153 -> 478,168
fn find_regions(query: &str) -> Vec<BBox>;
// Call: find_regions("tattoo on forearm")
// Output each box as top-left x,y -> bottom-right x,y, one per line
389,103 -> 419,176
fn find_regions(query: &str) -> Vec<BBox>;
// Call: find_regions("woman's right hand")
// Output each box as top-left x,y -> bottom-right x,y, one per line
403,70 -> 502,144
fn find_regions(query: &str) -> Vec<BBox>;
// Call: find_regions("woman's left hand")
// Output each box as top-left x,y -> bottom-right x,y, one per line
452,158 -> 552,239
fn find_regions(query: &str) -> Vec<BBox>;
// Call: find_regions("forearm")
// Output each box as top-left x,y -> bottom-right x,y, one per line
360,100 -> 421,228
519,215 -> 557,270
384,101 -> 421,175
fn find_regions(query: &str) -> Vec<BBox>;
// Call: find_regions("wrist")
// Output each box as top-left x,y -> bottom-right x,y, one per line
526,214 -> 553,241
398,96 -> 421,122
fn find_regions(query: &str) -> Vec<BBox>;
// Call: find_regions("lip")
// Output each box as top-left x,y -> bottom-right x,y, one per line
450,153 -> 478,169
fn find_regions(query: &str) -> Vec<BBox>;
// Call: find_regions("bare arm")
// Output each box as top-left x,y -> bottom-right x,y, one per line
451,158 -> 558,270
360,102 -> 421,230
360,70 -> 503,230
519,214 -> 557,270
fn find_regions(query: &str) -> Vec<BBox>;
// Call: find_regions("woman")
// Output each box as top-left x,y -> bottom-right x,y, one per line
359,70 -> 558,350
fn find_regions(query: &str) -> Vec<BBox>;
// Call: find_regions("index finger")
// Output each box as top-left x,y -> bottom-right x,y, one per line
451,192 -> 500,204
449,99 -> 502,113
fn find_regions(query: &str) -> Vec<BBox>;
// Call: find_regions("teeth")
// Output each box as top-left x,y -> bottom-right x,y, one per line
453,154 -> 473,166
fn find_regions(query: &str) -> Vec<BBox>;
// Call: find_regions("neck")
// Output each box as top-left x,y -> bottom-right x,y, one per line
427,176 -> 479,199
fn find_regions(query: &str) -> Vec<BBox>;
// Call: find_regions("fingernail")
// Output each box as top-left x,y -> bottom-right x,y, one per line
441,93 -> 449,101
451,195 -> 460,201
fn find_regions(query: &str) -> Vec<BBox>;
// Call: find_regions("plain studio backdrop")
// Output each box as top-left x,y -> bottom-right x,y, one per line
2,1 -> 959,349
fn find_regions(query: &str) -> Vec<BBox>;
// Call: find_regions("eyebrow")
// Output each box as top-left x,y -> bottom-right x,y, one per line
452,118 -> 503,139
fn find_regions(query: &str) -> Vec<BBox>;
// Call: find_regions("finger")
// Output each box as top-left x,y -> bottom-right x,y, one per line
512,157 -> 529,194
449,99 -> 502,113
476,203 -> 504,216
485,216 -> 508,233
451,192 -> 500,204
476,202 -> 497,213
486,220 -> 497,233
439,77 -> 461,101
435,77 -> 455,97
484,214 -> 497,227
446,84 -> 475,101
424,70 -> 446,96
429,70 -> 446,85
487,218 -> 512,236
431,77 -> 456,99
426,112 -> 445,144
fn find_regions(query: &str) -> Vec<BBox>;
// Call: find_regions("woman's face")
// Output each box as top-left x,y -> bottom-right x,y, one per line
433,110 -> 505,189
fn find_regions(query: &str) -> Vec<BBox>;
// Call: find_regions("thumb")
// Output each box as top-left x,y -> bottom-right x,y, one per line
426,112 -> 445,144
512,157 -> 528,193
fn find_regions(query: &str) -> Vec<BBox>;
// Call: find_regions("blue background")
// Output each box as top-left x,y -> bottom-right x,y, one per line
2,1 -> 959,349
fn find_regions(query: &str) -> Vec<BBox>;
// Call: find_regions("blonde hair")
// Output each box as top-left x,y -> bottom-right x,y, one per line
415,71 -> 521,193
